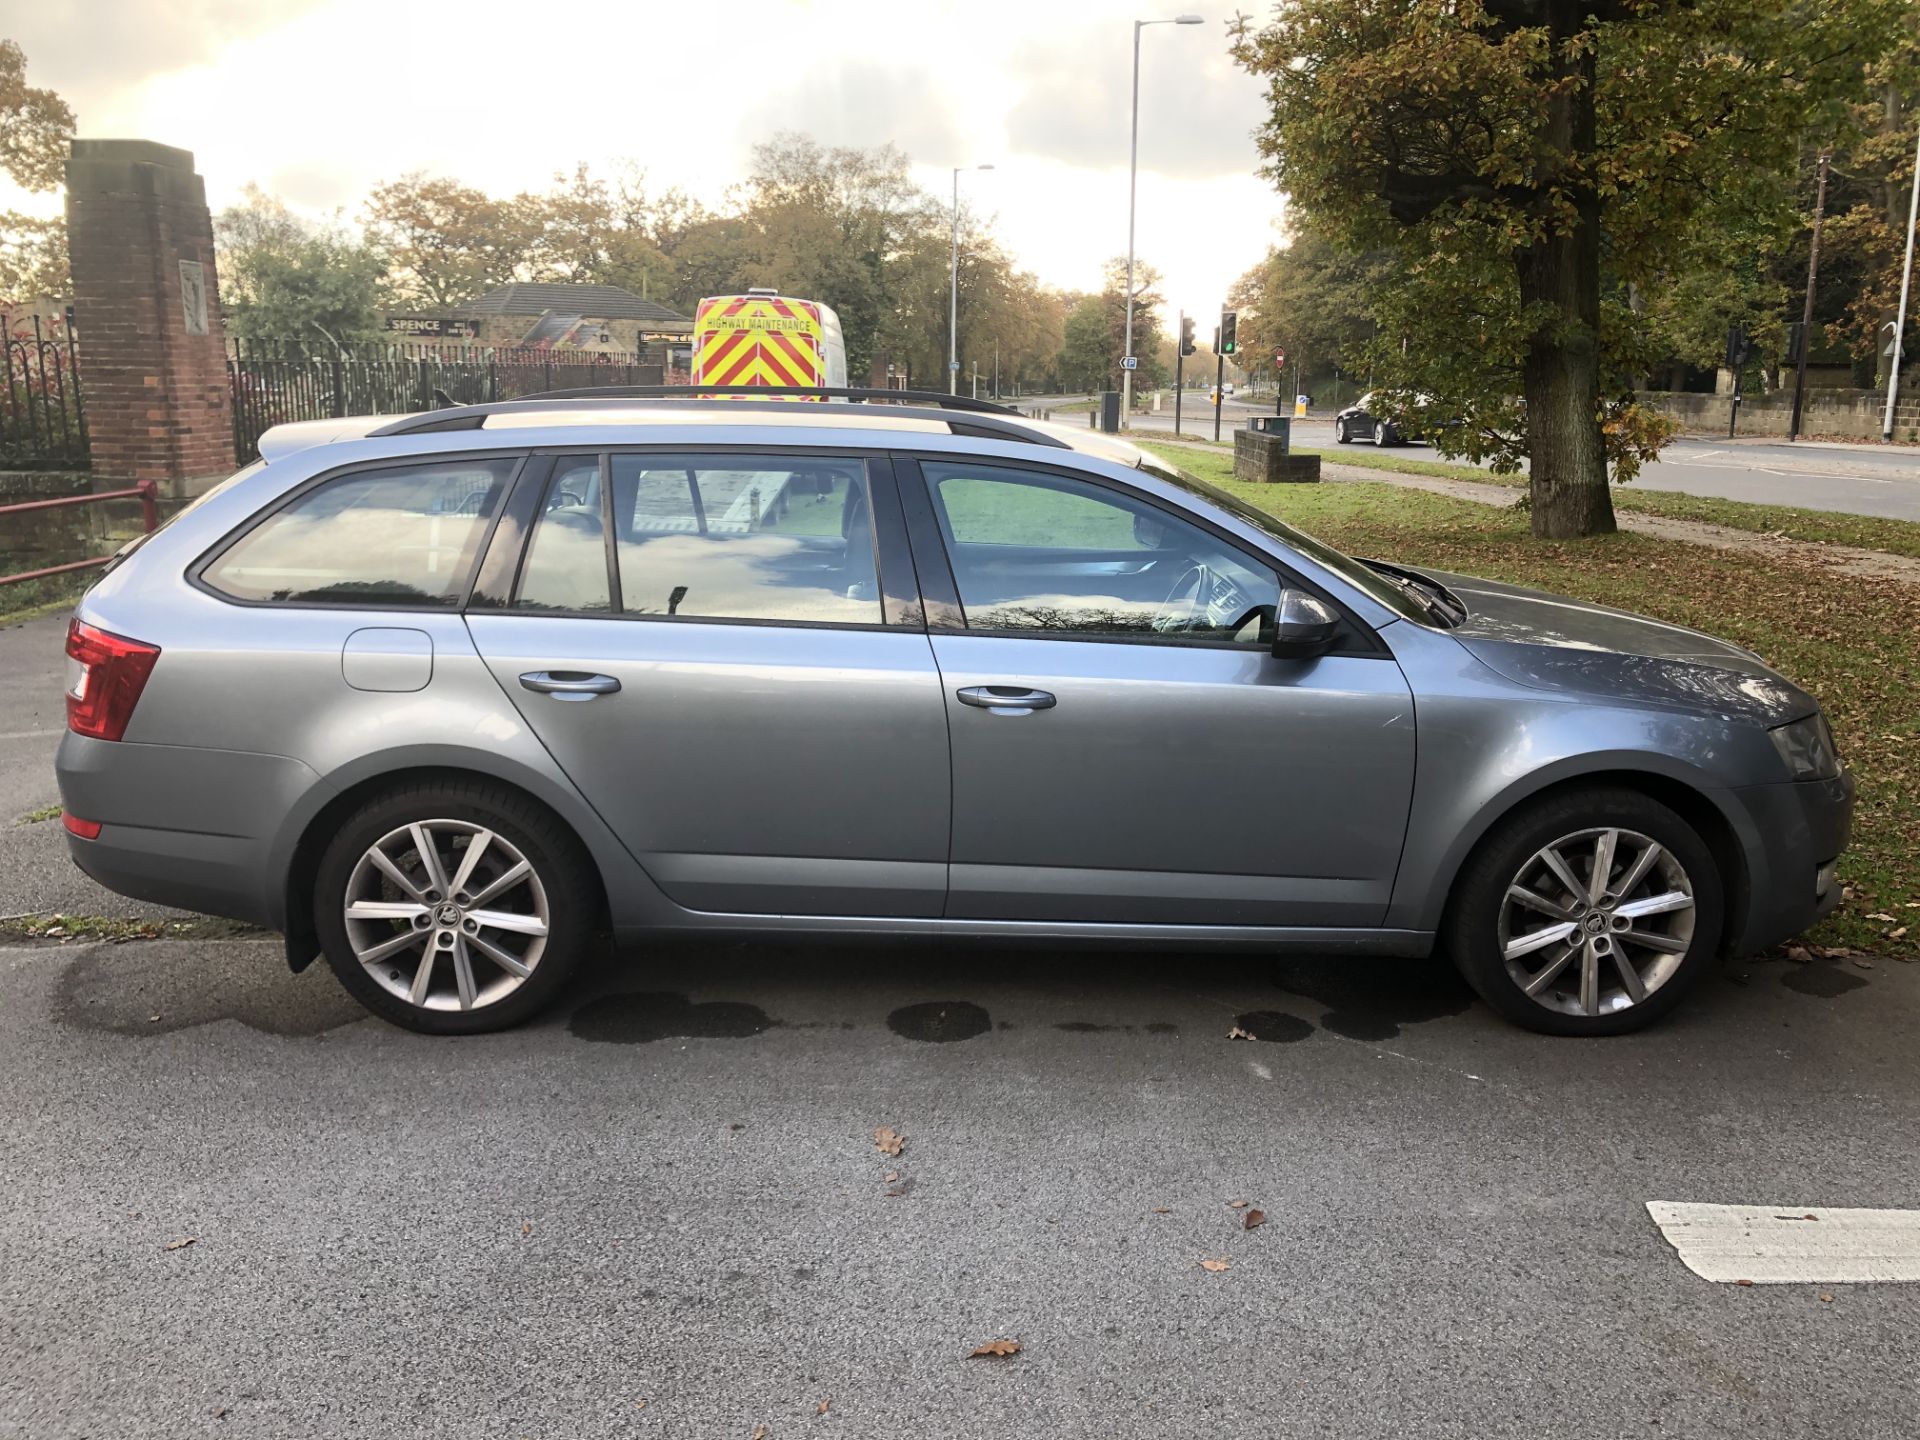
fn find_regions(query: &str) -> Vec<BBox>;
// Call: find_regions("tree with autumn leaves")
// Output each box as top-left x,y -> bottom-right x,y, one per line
1230,0 -> 1910,538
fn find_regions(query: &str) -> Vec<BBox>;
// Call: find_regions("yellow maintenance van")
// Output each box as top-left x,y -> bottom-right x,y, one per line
690,288 -> 848,390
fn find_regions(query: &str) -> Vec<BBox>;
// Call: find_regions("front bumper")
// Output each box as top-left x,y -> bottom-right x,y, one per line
1724,769 -> 1854,955
56,733 -> 320,927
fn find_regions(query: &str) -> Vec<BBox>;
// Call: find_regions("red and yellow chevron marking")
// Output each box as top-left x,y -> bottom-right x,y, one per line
693,294 -> 825,392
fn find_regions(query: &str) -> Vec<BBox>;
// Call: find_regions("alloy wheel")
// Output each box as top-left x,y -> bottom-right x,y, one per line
1497,826 -> 1695,1018
342,819 -> 550,1013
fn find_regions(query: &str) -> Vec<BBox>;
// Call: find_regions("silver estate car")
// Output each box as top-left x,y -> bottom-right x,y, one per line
56,389 -> 1851,1036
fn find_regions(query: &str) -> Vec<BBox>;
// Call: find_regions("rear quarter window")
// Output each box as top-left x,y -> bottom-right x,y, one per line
202,458 -> 516,606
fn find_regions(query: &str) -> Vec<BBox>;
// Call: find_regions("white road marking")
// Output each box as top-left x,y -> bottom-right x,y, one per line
0,729 -> 59,742
1647,1201 -> 1920,1284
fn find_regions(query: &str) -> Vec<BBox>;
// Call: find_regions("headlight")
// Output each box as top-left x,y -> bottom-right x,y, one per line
1769,713 -> 1841,781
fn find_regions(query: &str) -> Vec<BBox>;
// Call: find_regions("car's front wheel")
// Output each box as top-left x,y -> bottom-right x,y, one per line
314,780 -> 598,1034
1335,418 -> 1351,444
1444,787 -> 1724,1035
1373,420 -> 1392,446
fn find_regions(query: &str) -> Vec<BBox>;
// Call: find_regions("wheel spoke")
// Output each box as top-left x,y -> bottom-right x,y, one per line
1523,944 -> 1578,996
470,906 -> 548,938
1613,839 -> 1664,900
345,900 -> 429,924
1621,927 -> 1688,955
1579,941 -> 1600,1015
452,936 -> 477,1011
353,928 -> 427,965
447,828 -> 494,899
409,948 -> 438,1005
1504,920 -> 1577,960
410,823 -> 450,896
1616,890 -> 1693,921
467,928 -> 533,979
1589,829 -> 1619,902
1539,846 -> 1586,903
465,859 -> 531,909
1508,885 -> 1576,922
367,846 -> 426,900
1612,950 -> 1648,1003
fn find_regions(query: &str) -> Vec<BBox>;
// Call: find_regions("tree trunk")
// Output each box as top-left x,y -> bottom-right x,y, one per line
1516,7 -> 1615,540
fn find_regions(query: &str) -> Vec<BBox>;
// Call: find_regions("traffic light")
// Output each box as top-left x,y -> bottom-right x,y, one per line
1219,310 -> 1237,355
1179,313 -> 1196,356
1725,321 -> 1752,371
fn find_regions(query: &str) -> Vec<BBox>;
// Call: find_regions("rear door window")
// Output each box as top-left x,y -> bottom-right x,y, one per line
203,458 -> 515,606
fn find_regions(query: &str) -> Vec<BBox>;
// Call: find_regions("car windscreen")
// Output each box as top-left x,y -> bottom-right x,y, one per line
1136,453 -> 1435,624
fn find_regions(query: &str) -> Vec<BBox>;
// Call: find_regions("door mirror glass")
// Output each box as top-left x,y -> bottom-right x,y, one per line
1271,588 -> 1340,659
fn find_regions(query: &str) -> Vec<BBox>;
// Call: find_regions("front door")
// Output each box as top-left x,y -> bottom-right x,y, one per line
467,450 -> 949,917
901,455 -> 1416,927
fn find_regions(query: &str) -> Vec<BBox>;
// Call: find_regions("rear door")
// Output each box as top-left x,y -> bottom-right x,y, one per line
465,449 -> 949,916
899,452 -> 1416,927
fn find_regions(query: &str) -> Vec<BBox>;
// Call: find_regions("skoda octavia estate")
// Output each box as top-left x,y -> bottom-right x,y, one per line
56,389 -> 1851,1036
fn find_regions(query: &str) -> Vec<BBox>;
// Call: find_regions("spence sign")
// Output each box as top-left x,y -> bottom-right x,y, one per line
385,316 -> 481,339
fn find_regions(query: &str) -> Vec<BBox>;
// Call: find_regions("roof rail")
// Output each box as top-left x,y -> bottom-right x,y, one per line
514,385 -> 1018,413
365,385 -> 1026,439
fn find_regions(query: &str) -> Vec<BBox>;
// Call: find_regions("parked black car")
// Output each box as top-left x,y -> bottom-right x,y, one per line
1335,391 -> 1423,446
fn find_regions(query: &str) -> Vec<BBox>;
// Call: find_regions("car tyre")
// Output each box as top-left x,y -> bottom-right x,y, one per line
314,778 -> 598,1034
1335,418 -> 1351,444
1444,786 -> 1724,1036
1373,420 -> 1391,446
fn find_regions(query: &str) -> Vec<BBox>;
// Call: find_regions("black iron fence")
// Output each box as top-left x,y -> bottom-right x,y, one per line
1,311 -> 89,471
227,341 -> 670,463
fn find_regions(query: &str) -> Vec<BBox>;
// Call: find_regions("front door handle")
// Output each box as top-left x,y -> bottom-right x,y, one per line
957,685 -> 1056,714
520,670 -> 621,701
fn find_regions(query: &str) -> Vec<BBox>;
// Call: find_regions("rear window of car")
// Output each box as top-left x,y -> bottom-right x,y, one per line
202,458 -> 516,606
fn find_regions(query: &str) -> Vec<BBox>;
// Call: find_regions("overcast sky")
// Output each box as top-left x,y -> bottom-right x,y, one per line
6,0 -> 1285,339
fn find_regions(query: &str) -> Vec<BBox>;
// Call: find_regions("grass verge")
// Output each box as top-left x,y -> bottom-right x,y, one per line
0,913 -> 266,943
1141,441 -> 1920,960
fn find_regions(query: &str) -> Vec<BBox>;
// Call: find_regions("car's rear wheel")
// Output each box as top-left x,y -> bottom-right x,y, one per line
314,780 -> 597,1034
1335,418 -> 1351,444
1444,788 -> 1724,1035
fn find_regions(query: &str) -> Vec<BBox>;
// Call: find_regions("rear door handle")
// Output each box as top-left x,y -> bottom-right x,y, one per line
519,670 -> 621,701
957,685 -> 1056,713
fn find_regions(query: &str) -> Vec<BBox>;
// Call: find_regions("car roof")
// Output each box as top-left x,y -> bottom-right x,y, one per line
255,391 -> 1150,471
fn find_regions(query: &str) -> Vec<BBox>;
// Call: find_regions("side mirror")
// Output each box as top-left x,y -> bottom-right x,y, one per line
1271,588 -> 1340,659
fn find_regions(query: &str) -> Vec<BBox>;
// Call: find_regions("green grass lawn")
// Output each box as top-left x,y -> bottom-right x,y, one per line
1142,441 -> 1920,960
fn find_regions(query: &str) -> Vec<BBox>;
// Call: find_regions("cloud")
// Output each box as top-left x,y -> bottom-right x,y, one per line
7,1 -> 330,120
1003,19 -> 1268,179
739,59 -> 967,166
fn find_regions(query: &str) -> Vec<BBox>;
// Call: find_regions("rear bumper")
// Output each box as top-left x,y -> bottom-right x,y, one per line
55,733 -> 320,927
1723,769 -> 1854,955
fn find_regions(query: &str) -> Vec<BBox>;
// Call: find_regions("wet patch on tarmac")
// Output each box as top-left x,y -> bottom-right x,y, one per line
568,991 -> 775,1044
1781,962 -> 1870,998
1271,955 -> 1475,1041
885,1000 -> 992,1043
1230,1010 -> 1315,1043
51,939 -> 365,1037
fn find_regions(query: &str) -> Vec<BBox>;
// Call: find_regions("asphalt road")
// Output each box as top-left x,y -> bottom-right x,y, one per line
4,622 -> 1918,1438
1019,394 -> 1920,522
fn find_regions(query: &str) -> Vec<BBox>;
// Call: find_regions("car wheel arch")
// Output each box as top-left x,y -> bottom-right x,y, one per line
1407,764 -> 1751,954
275,760 -> 617,973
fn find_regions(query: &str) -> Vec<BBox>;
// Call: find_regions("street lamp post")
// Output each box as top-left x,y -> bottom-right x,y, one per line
951,164 -> 994,396
1123,15 -> 1204,419
1882,115 -> 1920,442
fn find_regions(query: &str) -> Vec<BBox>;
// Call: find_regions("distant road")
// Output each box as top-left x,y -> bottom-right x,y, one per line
1009,393 -> 1920,523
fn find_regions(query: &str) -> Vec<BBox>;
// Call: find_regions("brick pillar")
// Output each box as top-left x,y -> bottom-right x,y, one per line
65,140 -> 235,498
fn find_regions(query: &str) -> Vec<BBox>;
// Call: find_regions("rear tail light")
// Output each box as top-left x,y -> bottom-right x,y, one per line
62,812 -> 102,840
65,619 -> 160,742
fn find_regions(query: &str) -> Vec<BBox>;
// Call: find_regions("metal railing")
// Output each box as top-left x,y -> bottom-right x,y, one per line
2,311 -> 89,470
226,340 -> 672,463
0,480 -> 157,588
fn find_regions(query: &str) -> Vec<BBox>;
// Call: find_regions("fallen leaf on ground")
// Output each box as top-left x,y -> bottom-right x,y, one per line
1245,1209 -> 1267,1230
970,1339 -> 1021,1358
1891,927 -> 1908,941
521,1220 -> 532,1236
163,1236 -> 197,1251
1866,912 -> 1896,922
817,1397 -> 831,1414
1228,1200 -> 1249,1209
1735,1278 -> 1754,1287
1820,1294 -> 1834,1303
1785,945 -> 1811,963
751,1426 -> 767,1439
1152,1207 -> 1172,1214
1226,1026 -> 1253,1041
874,1126 -> 905,1156
1853,958 -> 1874,969
1200,1258 -> 1230,1273
883,1171 -> 898,1183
